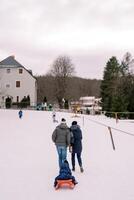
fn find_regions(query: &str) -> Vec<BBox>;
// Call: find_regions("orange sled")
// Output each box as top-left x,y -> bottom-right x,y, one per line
55,179 -> 75,190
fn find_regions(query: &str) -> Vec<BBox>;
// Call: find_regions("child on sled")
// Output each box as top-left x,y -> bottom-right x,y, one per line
54,160 -> 78,188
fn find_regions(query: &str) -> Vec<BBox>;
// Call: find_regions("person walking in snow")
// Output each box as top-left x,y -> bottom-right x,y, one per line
70,121 -> 84,172
52,110 -> 58,123
18,110 -> 23,119
52,118 -> 71,168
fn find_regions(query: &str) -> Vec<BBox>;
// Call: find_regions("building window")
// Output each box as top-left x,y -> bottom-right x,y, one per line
6,84 -> 10,88
19,69 -> 23,74
16,81 -> 20,88
17,96 -> 19,102
7,69 -> 11,73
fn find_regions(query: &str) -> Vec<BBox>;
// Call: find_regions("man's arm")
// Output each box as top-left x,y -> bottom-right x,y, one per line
66,129 -> 71,146
52,128 -> 57,143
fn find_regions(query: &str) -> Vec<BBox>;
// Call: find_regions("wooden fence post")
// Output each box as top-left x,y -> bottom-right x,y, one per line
82,116 -> 84,127
115,112 -> 118,123
108,126 -> 115,150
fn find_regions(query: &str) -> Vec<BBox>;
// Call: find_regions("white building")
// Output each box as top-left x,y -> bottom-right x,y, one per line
79,96 -> 102,114
0,56 -> 37,108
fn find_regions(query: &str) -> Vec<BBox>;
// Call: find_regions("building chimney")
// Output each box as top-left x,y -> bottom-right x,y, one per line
11,55 -> 15,59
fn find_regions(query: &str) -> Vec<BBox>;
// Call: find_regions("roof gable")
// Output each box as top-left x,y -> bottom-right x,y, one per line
0,56 -> 23,67
0,55 -> 37,80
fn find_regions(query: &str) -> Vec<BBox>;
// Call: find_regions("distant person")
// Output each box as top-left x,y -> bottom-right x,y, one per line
44,102 -> 47,111
52,118 -> 71,168
70,121 -> 84,172
54,160 -> 78,188
49,104 -> 52,111
86,108 -> 90,115
18,110 -> 23,119
52,110 -> 58,123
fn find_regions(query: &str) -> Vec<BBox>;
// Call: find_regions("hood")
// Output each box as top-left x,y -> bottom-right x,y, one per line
70,124 -> 80,130
57,123 -> 68,129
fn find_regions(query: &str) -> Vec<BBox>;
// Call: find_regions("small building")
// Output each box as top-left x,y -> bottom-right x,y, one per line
70,101 -> 82,113
0,56 -> 37,108
79,96 -> 102,114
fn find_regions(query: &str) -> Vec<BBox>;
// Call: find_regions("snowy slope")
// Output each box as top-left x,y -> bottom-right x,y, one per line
0,109 -> 134,200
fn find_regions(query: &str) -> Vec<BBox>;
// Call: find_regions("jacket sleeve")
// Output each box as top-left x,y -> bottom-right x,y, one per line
79,128 -> 82,140
52,128 -> 57,143
70,131 -> 74,145
66,129 -> 71,146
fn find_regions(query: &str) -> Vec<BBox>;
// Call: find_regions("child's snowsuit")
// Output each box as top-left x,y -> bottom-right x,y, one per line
18,110 -> 23,119
54,160 -> 77,187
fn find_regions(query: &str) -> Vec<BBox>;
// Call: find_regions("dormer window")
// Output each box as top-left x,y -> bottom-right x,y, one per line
19,68 -> 23,74
7,68 -> 11,73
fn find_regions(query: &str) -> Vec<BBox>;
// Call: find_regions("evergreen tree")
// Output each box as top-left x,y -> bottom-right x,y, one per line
126,76 -> 134,118
120,52 -> 134,118
100,56 -> 120,115
101,53 -> 134,118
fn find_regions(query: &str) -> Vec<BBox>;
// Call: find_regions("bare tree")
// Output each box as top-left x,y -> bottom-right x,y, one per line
50,55 -> 75,108
121,52 -> 134,75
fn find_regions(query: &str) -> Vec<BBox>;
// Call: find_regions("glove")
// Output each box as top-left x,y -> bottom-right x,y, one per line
69,146 -> 72,153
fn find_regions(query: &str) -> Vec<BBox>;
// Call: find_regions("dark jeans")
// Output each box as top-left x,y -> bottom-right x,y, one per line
71,152 -> 82,168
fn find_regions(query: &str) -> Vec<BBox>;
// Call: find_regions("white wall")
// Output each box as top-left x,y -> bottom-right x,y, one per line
0,67 -> 37,106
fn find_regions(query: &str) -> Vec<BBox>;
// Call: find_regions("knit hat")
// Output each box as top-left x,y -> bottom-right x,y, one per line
72,121 -> 77,125
61,118 -> 66,123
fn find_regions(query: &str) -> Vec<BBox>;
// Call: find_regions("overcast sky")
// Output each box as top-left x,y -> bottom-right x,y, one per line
0,0 -> 134,79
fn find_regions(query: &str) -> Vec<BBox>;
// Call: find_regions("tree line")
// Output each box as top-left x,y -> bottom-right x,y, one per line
100,52 -> 134,119
36,56 -> 101,108
36,52 -> 134,118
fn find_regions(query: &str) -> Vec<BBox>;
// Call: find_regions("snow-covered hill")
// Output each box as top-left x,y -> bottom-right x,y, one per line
0,109 -> 134,200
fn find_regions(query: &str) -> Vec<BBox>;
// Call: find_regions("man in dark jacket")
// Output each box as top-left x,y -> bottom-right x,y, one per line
52,118 -> 71,168
70,121 -> 84,172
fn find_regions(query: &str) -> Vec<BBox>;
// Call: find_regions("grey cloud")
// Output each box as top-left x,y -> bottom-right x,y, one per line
0,37 -> 130,79
0,0 -> 134,79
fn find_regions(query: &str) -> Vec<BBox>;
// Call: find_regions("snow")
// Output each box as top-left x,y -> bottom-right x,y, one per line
0,109 -> 134,200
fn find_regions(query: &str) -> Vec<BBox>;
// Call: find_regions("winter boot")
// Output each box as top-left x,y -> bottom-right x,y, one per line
72,166 -> 75,171
80,166 -> 84,173
74,180 -> 78,185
